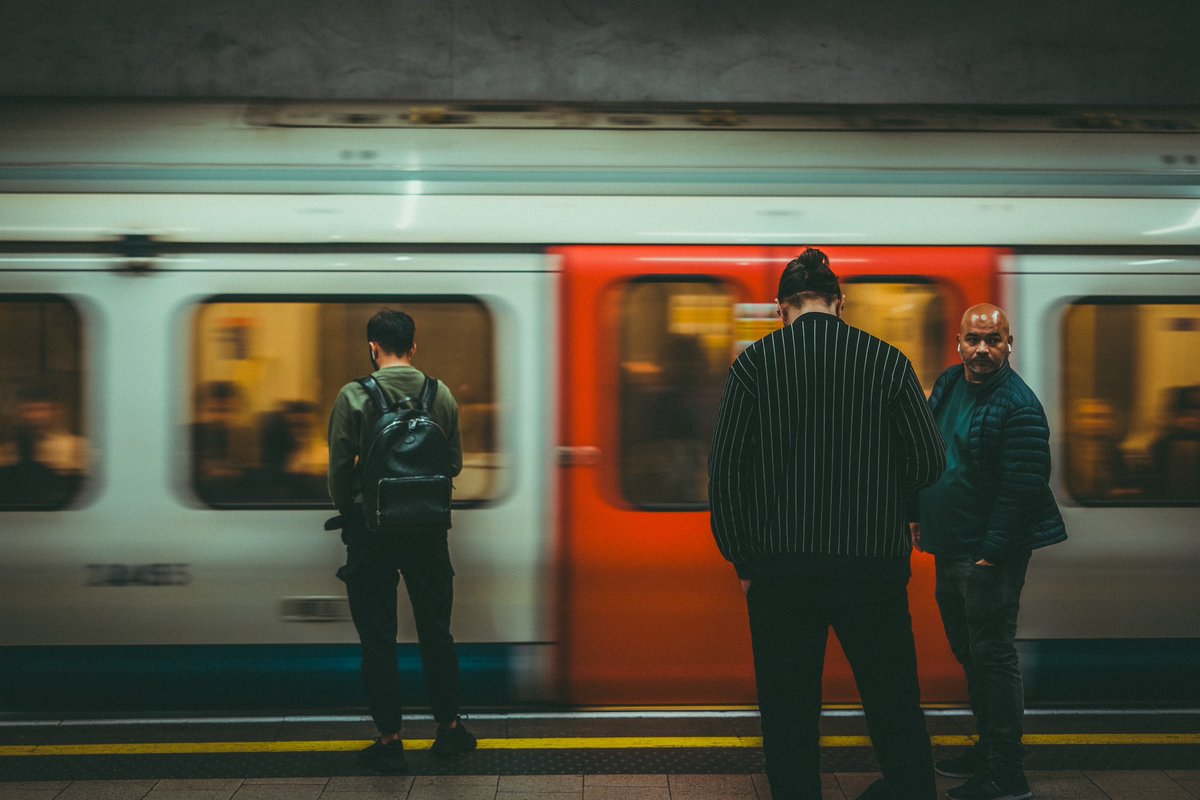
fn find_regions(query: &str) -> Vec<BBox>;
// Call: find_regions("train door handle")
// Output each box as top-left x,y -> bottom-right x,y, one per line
557,446 -> 601,467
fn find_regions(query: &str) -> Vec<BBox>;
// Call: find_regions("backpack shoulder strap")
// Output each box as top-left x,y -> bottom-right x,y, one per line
418,376 -> 438,413
356,376 -> 391,413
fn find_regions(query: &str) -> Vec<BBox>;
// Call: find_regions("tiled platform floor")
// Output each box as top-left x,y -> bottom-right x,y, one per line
2,771 -> 1200,799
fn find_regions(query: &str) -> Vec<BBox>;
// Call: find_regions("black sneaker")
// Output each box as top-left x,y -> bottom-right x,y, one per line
431,717 -> 477,757
855,778 -> 895,799
357,737 -> 409,773
946,771 -> 1032,800
935,746 -> 988,778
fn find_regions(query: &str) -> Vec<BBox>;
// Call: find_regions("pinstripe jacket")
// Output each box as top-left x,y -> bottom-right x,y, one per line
709,313 -> 946,579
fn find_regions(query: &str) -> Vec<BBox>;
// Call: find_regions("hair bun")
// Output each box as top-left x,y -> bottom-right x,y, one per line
796,247 -> 830,273
777,247 -> 841,304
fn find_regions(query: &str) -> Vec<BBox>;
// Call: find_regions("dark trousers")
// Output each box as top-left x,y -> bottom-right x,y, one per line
934,553 -> 1030,774
747,574 -> 936,800
337,511 -> 461,735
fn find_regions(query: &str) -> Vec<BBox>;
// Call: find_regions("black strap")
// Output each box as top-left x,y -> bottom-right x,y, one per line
357,374 -> 438,413
356,376 -> 391,412
418,376 -> 438,413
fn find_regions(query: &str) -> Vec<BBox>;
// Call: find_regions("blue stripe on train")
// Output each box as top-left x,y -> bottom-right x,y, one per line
0,639 -> 1197,712
1019,639 -> 1200,704
0,644 -> 519,712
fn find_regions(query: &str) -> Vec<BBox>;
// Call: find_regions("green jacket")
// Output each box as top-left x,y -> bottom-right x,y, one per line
327,365 -> 462,513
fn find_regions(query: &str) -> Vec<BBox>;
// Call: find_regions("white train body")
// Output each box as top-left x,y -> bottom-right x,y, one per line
1,102 -> 1197,707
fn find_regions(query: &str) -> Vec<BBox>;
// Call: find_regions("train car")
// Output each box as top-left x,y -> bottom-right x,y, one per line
0,101 -> 1198,710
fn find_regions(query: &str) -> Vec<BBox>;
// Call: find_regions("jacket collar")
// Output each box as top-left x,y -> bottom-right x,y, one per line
793,311 -> 845,325
956,360 -> 1012,396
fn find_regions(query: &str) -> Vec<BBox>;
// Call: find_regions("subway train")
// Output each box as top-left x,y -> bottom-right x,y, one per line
1,101 -> 1198,711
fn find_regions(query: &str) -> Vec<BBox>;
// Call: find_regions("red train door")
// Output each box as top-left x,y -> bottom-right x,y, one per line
555,245 -> 1000,704
554,245 -> 775,703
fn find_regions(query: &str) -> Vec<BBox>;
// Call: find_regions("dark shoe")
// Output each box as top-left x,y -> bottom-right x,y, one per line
856,778 -> 896,799
935,746 -> 988,778
946,771 -> 1032,800
357,737 -> 409,773
431,717 -> 477,758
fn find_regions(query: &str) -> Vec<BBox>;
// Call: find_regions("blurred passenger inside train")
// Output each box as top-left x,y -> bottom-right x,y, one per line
623,333 -> 714,503
454,381 -> 495,455
0,385 -> 87,508
1154,385 -> 1200,501
255,400 -> 327,503
912,304 -> 1066,800
1067,398 -> 1127,500
191,380 -> 253,503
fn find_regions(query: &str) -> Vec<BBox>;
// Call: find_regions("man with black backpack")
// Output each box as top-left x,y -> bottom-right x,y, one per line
327,308 -> 476,773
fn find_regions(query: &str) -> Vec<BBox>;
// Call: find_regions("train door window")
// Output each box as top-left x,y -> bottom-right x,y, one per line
190,298 -> 500,508
0,296 -> 88,510
1064,300 -> 1200,505
840,278 -> 952,395
617,279 -> 734,507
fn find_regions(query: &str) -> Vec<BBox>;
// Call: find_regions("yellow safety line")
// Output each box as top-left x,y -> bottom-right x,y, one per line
577,705 -> 762,712
1,733 -> 1197,757
0,741 -> 376,757
480,737 -> 763,750
576,704 -> 965,711
1022,733 -> 1200,746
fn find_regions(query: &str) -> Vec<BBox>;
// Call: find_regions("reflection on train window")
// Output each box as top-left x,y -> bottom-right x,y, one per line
841,279 -> 950,394
191,299 -> 499,507
0,296 -> 87,510
1064,301 -> 1200,505
618,279 -> 734,507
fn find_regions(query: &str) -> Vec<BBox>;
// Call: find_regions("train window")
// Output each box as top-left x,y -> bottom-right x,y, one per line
618,278 -> 734,507
841,278 -> 951,394
0,296 -> 88,510
1064,300 -> 1200,506
190,298 -> 500,508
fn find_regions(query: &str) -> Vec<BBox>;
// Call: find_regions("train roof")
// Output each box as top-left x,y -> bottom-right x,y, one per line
1,102 -> 1199,248
1,100 -> 1199,198
5,99 -> 1197,132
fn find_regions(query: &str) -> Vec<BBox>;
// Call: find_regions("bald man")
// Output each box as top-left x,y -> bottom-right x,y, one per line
910,305 -> 1066,800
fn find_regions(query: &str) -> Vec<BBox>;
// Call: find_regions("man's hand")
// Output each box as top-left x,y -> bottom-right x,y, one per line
909,522 -> 922,551
974,558 -> 995,567
740,579 -> 752,595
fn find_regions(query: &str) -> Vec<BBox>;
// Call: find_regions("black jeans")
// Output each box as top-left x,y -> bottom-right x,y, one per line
337,510 -> 461,735
746,574 -> 936,800
935,553 -> 1031,774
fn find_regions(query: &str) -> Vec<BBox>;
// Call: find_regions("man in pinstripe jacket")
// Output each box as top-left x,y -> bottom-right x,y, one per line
710,248 -> 946,800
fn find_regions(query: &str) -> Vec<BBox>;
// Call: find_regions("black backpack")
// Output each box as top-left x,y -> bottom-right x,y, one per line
356,374 -> 453,532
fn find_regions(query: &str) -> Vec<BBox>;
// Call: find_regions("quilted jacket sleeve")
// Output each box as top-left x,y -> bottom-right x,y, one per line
978,395 -> 1052,562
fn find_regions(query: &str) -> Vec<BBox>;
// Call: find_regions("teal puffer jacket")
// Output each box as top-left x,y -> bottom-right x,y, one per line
927,363 -> 1067,562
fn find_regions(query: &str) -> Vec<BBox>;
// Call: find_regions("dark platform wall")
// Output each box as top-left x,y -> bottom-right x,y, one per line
2,0 -> 1198,104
